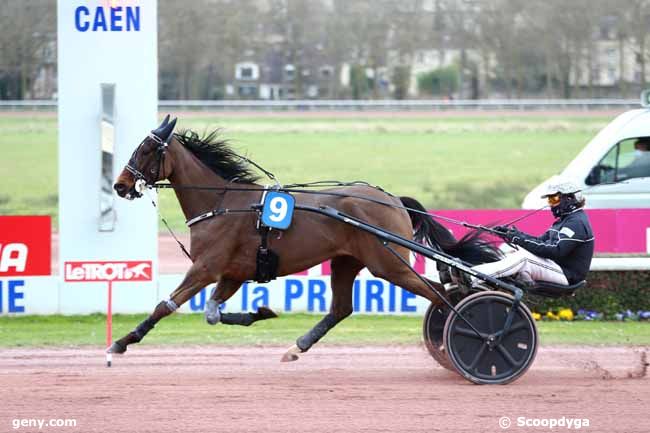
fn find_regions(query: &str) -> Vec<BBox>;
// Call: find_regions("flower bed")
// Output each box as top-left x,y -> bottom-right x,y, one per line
531,270 -> 650,320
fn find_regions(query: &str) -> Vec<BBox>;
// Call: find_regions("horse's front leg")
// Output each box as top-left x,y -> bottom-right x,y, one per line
205,278 -> 278,326
108,265 -> 213,354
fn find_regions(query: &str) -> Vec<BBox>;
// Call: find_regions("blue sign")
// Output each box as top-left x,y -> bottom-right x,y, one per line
283,279 -> 416,313
75,6 -> 141,32
186,278 -> 419,314
0,280 -> 25,313
261,191 -> 295,230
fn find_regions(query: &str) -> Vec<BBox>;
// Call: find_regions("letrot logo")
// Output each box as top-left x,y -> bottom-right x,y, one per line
75,1 -> 141,32
65,261 -> 153,282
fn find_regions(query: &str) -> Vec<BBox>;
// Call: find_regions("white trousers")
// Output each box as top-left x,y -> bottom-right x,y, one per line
471,248 -> 569,285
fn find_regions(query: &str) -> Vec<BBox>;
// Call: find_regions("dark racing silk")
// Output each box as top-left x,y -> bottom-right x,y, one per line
510,209 -> 595,284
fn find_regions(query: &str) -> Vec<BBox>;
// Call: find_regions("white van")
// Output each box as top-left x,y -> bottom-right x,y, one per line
523,94 -> 650,209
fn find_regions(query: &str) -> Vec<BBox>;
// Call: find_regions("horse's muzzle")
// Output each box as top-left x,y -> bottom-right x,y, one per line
113,182 -> 128,197
113,181 -> 141,200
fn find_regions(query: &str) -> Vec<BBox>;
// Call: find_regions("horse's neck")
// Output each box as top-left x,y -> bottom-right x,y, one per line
167,143 -> 228,221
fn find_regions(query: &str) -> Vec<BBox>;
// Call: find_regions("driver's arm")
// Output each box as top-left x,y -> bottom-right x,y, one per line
511,223 -> 587,262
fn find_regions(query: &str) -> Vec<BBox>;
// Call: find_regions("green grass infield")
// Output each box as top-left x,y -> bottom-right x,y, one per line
0,113 -> 614,231
0,313 -> 648,347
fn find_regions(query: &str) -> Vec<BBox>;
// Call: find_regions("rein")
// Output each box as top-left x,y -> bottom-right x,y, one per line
138,136 -> 548,261
129,128 -> 640,265
150,180 -> 542,236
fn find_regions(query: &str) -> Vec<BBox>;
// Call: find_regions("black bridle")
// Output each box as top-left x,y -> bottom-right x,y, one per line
125,133 -> 168,199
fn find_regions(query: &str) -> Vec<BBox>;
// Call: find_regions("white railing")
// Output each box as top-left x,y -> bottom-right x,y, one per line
0,98 -> 642,111
159,98 -> 639,111
0,100 -> 58,110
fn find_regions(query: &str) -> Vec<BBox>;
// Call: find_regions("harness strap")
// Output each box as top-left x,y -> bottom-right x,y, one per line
256,187 -> 269,230
145,189 -> 192,260
187,209 -> 226,227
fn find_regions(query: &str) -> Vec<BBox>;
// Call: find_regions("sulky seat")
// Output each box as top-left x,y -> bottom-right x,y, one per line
525,280 -> 586,298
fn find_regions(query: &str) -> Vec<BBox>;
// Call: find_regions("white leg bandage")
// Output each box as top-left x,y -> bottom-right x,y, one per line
165,299 -> 179,311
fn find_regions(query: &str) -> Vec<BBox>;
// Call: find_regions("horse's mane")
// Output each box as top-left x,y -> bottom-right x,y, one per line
173,129 -> 260,183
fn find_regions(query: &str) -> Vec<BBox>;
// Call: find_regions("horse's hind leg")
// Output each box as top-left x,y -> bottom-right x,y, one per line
205,278 -> 278,326
108,265 -> 213,354
369,246 -> 446,306
282,256 -> 363,362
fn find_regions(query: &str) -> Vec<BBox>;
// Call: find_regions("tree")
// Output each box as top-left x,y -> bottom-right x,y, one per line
332,0 -> 393,98
476,0 -> 524,98
0,0 -> 55,99
386,0 -> 424,98
622,0 -> 650,92
159,0 -> 212,99
438,0 -> 481,98
417,65 -> 459,96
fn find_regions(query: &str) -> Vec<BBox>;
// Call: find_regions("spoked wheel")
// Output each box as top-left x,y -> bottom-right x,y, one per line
443,291 -> 538,385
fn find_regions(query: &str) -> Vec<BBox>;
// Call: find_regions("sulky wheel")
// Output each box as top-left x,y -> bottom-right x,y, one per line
422,302 -> 455,371
443,291 -> 538,385
422,288 -> 472,371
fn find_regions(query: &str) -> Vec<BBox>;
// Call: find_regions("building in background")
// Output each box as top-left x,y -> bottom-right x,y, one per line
3,0 -> 650,101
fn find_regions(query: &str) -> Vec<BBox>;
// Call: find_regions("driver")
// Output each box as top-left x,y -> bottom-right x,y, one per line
619,137 -> 650,179
470,178 -> 595,286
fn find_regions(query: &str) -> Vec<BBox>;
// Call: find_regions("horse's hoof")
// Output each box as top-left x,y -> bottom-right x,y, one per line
281,345 -> 302,362
256,306 -> 278,320
107,341 -> 127,354
205,300 -> 221,325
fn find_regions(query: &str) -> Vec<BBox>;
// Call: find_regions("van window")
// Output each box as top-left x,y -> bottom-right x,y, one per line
587,137 -> 650,185
618,138 -> 650,181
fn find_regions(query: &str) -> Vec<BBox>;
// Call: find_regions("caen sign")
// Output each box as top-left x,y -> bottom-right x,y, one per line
74,1 -> 141,32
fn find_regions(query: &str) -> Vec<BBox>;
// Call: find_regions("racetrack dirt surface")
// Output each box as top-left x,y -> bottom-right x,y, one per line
0,345 -> 647,433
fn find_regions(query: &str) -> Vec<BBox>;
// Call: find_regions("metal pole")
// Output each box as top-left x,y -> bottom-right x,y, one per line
106,281 -> 113,367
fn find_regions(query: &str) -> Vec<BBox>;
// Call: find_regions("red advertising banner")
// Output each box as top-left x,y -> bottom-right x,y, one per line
0,216 -> 51,277
64,261 -> 153,282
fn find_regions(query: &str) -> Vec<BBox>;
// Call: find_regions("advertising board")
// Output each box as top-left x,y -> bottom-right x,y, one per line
0,216 -> 51,314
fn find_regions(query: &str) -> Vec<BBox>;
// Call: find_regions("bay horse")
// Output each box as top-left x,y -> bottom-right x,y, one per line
110,115 -> 501,361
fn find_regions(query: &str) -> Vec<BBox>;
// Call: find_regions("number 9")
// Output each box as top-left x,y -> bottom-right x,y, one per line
269,197 -> 288,222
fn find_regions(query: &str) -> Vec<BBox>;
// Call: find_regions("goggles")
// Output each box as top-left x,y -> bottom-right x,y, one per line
546,193 -> 561,206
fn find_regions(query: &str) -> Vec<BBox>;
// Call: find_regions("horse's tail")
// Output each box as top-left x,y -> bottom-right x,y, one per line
399,196 -> 503,265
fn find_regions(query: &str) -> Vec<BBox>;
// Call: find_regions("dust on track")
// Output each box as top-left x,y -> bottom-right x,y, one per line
1,345 -> 647,433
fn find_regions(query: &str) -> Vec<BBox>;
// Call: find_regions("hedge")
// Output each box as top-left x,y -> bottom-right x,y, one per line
532,270 -> 650,317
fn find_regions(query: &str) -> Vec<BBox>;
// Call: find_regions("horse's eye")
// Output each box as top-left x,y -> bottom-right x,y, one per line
150,167 -> 156,174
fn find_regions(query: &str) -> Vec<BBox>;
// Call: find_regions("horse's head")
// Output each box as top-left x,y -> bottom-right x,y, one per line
113,115 -> 177,200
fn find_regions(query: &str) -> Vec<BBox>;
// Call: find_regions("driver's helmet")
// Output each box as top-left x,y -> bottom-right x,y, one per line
540,176 -> 582,198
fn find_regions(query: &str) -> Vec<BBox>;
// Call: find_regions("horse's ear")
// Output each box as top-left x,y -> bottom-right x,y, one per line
151,114 -> 171,137
158,117 -> 177,142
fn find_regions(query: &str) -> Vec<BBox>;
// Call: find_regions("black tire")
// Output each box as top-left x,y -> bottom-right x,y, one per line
422,302 -> 455,371
443,291 -> 538,385
422,288 -> 475,371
